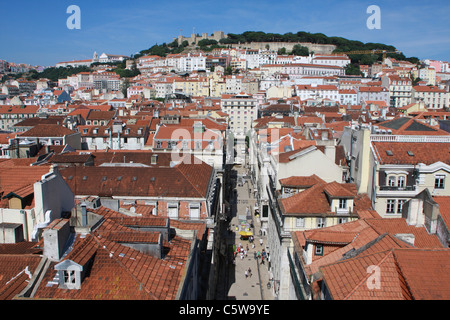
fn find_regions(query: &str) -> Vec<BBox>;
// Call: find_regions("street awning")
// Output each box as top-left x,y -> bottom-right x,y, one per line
239,231 -> 253,237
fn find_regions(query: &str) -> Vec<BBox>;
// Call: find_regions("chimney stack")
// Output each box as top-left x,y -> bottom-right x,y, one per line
81,203 -> 87,227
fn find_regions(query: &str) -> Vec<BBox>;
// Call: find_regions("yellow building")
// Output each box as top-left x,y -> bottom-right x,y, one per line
172,77 -> 210,96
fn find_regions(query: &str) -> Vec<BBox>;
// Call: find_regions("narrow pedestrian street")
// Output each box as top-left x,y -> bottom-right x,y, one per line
215,144 -> 274,300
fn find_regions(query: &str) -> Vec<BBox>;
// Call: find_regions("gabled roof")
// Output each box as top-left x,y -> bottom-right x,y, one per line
279,181 -> 360,216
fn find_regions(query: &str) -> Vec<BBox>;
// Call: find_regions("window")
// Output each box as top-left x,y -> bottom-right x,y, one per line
398,176 -> 406,188
317,217 -> 325,228
189,203 -> 200,219
315,244 -> 323,256
397,200 -> 406,214
386,199 -> 396,214
64,270 -> 76,285
296,218 -> 305,228
156,141 -> 162,148
388,176 -> 396,187
338,199 -> 347,209
435,176 -> 445,189
338,217 -> 348,224
167,203 -> 178,218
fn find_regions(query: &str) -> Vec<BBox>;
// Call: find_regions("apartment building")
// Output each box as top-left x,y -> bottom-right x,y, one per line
340,117 -> 450,218
0,105 -> 40,131
357,86 -> 390,105
311,54 -> 351,68
412,85 -> 450,110
151,117 -> 227,169
295,84 -> 339,102
381,75 -> 413,108
176,53 -> 206,72
339,89 -> 358,105
221,92 -> 258,140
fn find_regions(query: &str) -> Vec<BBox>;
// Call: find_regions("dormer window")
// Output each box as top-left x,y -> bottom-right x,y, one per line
54,260 -> 83,290
338,199 -> 347,209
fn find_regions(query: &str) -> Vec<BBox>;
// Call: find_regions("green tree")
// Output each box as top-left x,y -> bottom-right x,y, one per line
291,44 -> 309,56
225,66 -> 233,75
345,63 -> 363,76
277,47 -> 287,55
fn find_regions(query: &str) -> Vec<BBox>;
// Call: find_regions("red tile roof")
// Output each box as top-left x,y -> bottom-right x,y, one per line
433,196 -> 450,231
372,141 -> 450,165
320,248 -> 450,300
32,205 -> 201,300
59,161 -> 213,199
18,124 -> 76,138
0,254 -> 43,300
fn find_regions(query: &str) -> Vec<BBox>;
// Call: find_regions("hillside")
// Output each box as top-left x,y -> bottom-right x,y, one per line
137,30 -> 419,66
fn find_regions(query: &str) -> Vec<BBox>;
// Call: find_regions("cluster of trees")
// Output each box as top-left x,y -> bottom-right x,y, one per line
34,65 -> 91,82
28,59 -> 141,82
136,39 -> 190,58
278,44 -> 309,56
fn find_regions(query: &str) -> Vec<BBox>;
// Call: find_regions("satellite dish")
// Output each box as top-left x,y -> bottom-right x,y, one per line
130,207 -> 136,213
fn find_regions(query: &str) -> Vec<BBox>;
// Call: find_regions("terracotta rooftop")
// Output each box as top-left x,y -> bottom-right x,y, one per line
0,254 -> 43,300
372,141 -> 450,165
433,197 -> 450,231
59,158 -> 213,199
291,217 -> 444,278
30,204 -> 203,300
279,174 -> 325,188
320,248 -> 450,300
18,124 -> 76,138
377,117 -> 450,136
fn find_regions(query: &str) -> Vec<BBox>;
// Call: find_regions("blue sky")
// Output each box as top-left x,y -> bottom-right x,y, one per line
1,0 -> 450,66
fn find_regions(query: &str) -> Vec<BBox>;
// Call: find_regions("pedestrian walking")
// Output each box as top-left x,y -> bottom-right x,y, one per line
260,238 -> 263,246
248,267 -> 252,277
245,270 -> 248,278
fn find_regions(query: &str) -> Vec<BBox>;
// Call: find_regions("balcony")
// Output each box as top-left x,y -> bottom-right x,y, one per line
377,185 -> 418,197
379,185 -> 416,191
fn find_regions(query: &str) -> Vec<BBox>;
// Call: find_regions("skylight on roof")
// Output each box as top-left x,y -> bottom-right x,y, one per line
407,151 -> 414,156
386,150 -> 393,156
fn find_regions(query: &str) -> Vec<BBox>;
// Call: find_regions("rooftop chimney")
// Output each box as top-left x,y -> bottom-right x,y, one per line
81,203 -> 87,227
